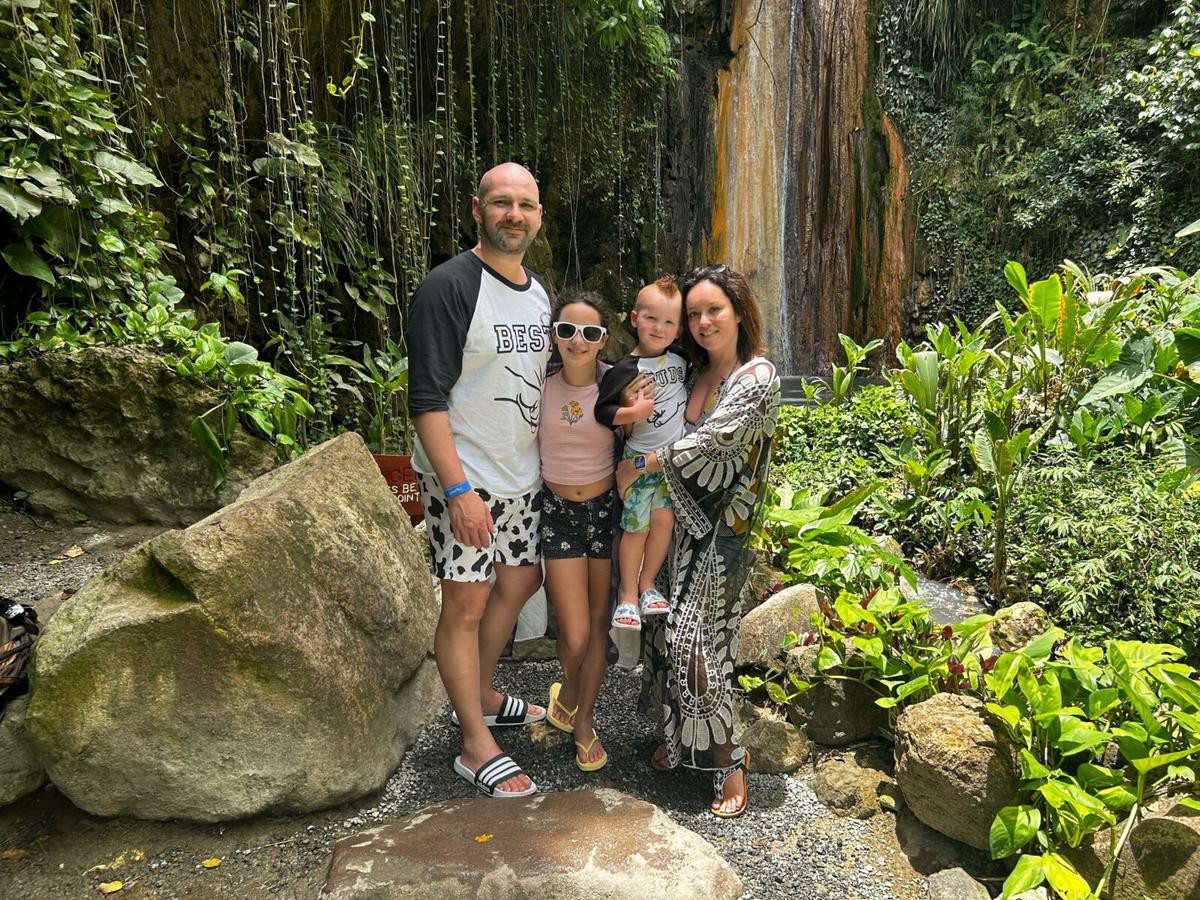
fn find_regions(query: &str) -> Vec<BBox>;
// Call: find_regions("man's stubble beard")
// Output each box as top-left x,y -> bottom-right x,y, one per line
482,219 -> 536,256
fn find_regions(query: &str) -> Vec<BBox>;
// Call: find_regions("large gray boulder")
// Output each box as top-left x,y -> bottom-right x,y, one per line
0,347 -> 276,524
0,696 -> 46,806
27,432 -> 441,821
323,789 -> 742,899
736,583 -> 824,668
895,693 -> 1021,849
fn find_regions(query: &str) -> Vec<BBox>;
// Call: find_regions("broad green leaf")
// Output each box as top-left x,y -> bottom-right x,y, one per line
1022,627 -> 1066,661
986,652 -> 1024,700
896,674 -> 930,700
990,805 -> 1041,859
1001,854 -> 1044,898
1128,744 -> 1200,776
2,243 -> 55,284
1086,688 -> 1121,720
94,151 -> 161,186
223,341 -> 259,367
1175,327 -> 1200,367
987,701 -> 1022,732
1005,260 -> 1030,301
1028,274 -> 1064,331
1042,852 -> 1092,900
1019,749 -> 1051,781
0,183 -> 42,222
1055,719 -> 1110,757
1176,217 -> 1200,239
815,646 -> 841,672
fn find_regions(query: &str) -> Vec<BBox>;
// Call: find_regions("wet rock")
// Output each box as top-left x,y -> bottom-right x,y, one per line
927,867 -> 989,900
784,645 -> 887,746
895,693 -> 1021,849
991,602 -> 1053,652
0,696 -> 46,806
0,347 -> 275,524
742,716 -> 810,773
28,433 -> 442,821
323,789 -> 741,899
736,583 -> 824,668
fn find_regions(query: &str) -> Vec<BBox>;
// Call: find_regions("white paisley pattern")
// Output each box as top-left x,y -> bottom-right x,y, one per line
641,357 -> 780,777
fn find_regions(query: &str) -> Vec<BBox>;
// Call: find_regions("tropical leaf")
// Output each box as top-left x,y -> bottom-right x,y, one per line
2,243 -> 55,284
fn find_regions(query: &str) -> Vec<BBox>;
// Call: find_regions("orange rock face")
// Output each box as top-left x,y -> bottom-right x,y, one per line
708,0 -> 914,373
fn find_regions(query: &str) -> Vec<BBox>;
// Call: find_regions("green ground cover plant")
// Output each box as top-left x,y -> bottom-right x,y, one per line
751,582 -> 1200,900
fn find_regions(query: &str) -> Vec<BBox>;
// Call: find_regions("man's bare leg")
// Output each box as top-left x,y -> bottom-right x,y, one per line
477,562 -> 545,716
437,578 -> 531,794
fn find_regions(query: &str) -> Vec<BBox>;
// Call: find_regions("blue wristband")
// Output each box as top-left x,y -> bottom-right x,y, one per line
444,480 -> 472,499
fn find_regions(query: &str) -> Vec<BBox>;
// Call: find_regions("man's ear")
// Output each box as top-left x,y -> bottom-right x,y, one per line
471,195 -> 482,225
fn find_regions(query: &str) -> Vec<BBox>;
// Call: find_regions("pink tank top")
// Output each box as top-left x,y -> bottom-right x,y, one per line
538,372 -> 615,485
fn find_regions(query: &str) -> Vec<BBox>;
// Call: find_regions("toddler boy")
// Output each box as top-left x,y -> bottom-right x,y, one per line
595,276 -> 688,631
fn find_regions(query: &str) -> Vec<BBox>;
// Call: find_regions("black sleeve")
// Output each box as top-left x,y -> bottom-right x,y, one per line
406,258 -> 479,416
594,355 -> 641,429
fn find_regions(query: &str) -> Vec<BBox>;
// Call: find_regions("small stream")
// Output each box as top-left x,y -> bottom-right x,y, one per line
914,575 -> 990,625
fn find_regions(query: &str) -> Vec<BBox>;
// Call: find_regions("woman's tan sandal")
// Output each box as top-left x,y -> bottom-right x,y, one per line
649,743 -> 677,772
546,681 -> 577,733
710,752 -> 749,819
575,733 -> 608,772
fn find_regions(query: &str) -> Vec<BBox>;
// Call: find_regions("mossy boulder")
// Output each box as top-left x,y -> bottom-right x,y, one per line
895,693 -> 1021,849
0,347 -> 275,524
27,432 -> 441,821
736,583 -> 824,668
0,696 -> 46,806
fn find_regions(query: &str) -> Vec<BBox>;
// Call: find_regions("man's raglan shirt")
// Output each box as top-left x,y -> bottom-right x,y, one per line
594,350 -> 689,453
408,251 -> 553,498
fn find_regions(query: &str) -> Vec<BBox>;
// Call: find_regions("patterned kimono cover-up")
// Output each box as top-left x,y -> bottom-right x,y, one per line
641,356 -> 781,779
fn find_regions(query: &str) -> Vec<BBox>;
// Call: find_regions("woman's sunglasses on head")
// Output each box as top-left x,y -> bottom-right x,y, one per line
553,322 -> 608,343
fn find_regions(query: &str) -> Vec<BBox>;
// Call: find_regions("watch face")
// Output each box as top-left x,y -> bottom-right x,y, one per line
634,455 -> 646,470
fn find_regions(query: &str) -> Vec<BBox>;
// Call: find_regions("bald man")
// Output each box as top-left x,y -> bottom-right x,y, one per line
408,163 -> 552,798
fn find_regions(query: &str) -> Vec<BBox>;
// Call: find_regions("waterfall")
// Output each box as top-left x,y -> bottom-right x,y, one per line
705,0 -> 914,374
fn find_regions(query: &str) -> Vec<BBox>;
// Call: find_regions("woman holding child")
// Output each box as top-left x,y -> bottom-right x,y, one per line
615,265 -> 781,818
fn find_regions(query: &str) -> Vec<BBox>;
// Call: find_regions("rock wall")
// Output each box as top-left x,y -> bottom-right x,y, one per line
669,0 -> 915,374
0,347 -> 276,524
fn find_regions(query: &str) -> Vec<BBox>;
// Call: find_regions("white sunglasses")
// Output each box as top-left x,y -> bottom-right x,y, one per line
553,322 -> 608,343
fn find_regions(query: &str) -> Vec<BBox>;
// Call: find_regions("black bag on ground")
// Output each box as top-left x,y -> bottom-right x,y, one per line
0,597 -> 39,711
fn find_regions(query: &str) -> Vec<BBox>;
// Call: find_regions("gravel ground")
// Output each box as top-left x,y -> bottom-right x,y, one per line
0,492 -> 935,899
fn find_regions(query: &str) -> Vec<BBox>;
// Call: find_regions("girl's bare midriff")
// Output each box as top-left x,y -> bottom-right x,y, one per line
544,475 -> 614,502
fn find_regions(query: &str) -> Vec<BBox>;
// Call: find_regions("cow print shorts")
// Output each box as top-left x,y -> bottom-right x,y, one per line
417,473 -> 542,582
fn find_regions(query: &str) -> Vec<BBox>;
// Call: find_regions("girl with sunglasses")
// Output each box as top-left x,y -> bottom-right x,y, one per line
537,290 -> 629,771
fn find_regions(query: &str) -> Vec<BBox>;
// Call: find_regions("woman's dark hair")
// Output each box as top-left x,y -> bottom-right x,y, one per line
679,265 -> 766,366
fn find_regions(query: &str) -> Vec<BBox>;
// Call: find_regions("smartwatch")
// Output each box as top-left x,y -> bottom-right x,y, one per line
634,454 -> 647,470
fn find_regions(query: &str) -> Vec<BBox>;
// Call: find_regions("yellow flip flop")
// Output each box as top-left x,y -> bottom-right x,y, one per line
547,681 -> 577,733
575,733 -> 608,772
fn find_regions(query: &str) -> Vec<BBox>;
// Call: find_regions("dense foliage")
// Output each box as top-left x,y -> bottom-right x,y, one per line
767,260 -> 1200,653
0,0 -> 677,461
882,0 -> 1200,329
